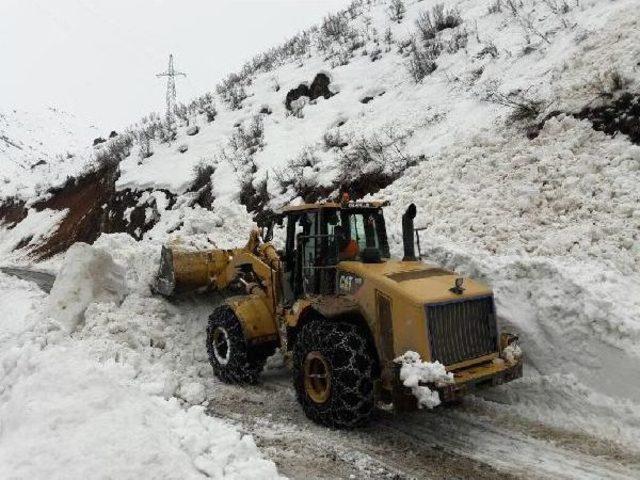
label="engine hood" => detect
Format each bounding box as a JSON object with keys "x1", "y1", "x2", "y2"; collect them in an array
[{"x1": 338, "y1": 260, "x2": 493, "y2": 305}]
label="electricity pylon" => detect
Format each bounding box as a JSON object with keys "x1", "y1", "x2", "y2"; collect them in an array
[{"x1": 156, "y1": 54, "x2": 186, "y2": 124}]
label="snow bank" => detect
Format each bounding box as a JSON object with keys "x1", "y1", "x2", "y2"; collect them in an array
[
  {"x1": 48, "y1": 242, "x2": 126, "y2": 333},
  {"x1": 0, "y1": 345, "x2": 278, "y2": 480},
  {"x1": 0, "y1": 255, "x2": 282, "y2": 479},
  {"x1": 395, "y1": 351, "x2": 454, "y2": 409}
]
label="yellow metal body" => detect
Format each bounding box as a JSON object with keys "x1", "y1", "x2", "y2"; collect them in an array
[
  {"x1": 226, "y1": 294, "x2": 278, "y2": 344},
  {"x1": 156, "y1": 230, "x2": 281, "y2": 343},
  {"x1": 168, "y1": 248, "x2": 231, "y2": 292}
]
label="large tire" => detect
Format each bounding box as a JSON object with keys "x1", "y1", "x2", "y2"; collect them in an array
[
  {"x1": 293, "y1": 321, "x2": 376, "y2": 428},
  {"x1": 206, "y1": 305, "x2": 270, "y2": 384}
]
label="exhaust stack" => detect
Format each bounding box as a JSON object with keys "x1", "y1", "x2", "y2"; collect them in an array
[{"x1": 402, "y1": 203, "x2": 417, "y2": 261}]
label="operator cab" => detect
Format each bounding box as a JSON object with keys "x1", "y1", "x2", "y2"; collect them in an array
[{"x1": 278, "y1": 201, "x2": 390, "y2": 300}]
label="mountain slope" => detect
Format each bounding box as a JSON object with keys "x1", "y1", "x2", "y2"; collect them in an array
[{"x1": 0, "y1": 106, "x2": 101, "y2": 199}]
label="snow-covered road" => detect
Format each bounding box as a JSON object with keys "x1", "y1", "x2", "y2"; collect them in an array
[
  {"x1": 2, "y1": 265, "x2": 638, "y2": 480},
  {"x1": 0, "y1": 267, "x2": 55, "y2": 293},
  {"x1": 207, "y1": 367, "x2": 640, "y2": 479},
  {"x1": 196, "y1": 305, "x2": 640, "y2": 480}
]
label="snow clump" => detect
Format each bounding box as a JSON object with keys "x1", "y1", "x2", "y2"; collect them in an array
[
  {"x1": 502, "y1": 343, "x2": 522, "y2": 364},
  {"x1": 395, "y1": 351, "x2": 454, "y2": 409},
  {"x1": 48, "y1": 242, "x2": 126, "y2": 333}
]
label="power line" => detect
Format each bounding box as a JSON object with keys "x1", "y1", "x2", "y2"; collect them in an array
[{"x1": 156, "y1": 54, "x2": 186, "y2": 125}]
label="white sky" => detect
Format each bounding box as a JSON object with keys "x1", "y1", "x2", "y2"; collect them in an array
[{"x1": 0, "y1": 0, "x2": 351, "y2": 132}]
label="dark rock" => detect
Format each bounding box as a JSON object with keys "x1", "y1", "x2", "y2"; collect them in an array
[{"x1": 285, "y1": 73, "x2": 335, "y2": 112}]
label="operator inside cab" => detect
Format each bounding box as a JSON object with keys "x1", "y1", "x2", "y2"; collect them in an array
[{"x1": 334, "y1": 225, "x2": 359, "y2": 260}]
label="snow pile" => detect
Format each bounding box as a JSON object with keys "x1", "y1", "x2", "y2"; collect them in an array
[
  {"x1": 179, "y1": 382, "x2": 207, "y2": 405},
  {"x1": 379, "y1": 115, "x2": 640, "y2": 275},
  {"x1": 92, "y1": 233, "x2": 162, "y2": 294},
  {"x1": 0, "y1": 344, "x2": 278, "y2": 479},
  {"x1": 48, "y1": 242, "x2": 126, "y2": 333},
  {"x1": 144, "y1": 198, "x2": 255, "y2": 250},
  {"x1": 0, "y1": 250, "x2": 282, "y2": 478},
  {"x1": 395, "y1": 351, "x2": 454, "y2": 409}
]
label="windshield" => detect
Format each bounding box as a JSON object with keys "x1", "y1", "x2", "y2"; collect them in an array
[{"x1": 323, "y1": 208, "x2": 389, "y2": 261}]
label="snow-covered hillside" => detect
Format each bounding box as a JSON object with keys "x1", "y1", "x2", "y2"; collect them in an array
[
  {"x1": 0, "y1": 107, "x2": 101, "y2": 199},
  {"x1": 1, "y1": 0, "x2": 640, "y2": 477}
]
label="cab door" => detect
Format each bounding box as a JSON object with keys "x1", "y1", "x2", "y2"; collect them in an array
[{"x1": 283, "y1": 210, "x2": 318, "y2": 299}]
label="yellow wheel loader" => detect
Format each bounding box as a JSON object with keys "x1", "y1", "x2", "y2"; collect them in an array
[{"x1": 154, "y1": 201, "x2": 522, "y2": 428}]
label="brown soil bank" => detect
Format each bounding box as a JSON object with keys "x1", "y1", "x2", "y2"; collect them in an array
[
  {"x1": 28, "y1": 167, "x2": 119, "y2": 258},
  {"x1": 1, "y1": 166, "x2": 176, "y2": 260}
]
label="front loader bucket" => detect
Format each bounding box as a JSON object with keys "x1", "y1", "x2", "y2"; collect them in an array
[{"x1": 153, "y1": 245, "x2": 231, "y2": 296}]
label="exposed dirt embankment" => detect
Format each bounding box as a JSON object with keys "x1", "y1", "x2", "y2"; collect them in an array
[
  {"x1": 0, "y1": 167, "x2": 176, "y2": 260},
  {"x1": 29, "y1": 167, "x2": 119, "y2": 258},
  {"x1": 0, "y1": 199, "x2": 28, "y2": 229}
]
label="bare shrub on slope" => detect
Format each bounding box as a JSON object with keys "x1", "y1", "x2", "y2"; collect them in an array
[
  {"x1": 447, "y1": 29, "x2": 469, "y2": 54},
  {"x1": 240, "y1": 175, "x2": 270, "y2": 214},
  {"x1": 317, "y1": 12, "x2": 364, "y2": 67},
  {"x1": 319, "y1": 12, "x2": 353, "y2": 43},
  {"x1": 218, "y1": 116, "x2": 264, "y2": 175},
  {"x1": 409, "y1": 4, "x2": 465, "y2": 81},
  {"x1": 217, "y1": 115, "x2": 267, "y2": 210},
  {"x1": 95, "y1": 133, "x2": 134, "y2": 170},
  {"x1": 387, "y1": 0, "x2": 406, "y2": 24},
  {"x1": 137, "y1": 131, "x2": 153, "y2": 162},
  {"x1": 188, "y1": 93, "x2": 217, "y2": 123},
  {"x1": 432, "y1": 4, "x2": 462, "y2": 31},
  {"x1": 274, "y1": 148, "x2": 331, "y2": 202},
  {"x1": 505, "y1": 0, "x2": 552, "y2": 44},
  {"x1": 406, "y1": 39, "x2": 441, "y2": 82},
  {"x1": 189, "y1": 161, "x2": 216, "y2": 208},
  {"x1": 416, "y1": 4, "x2": 462, "y2": 42},
  {"x1": 487, "y1": 0, "x2": 503, "y2": 14},
  {"x1": 336, "y1": 130, "x2": 422, "y2": 198},
  {"x1": 322, "y1": 128, "x2": 349, "y2": 150},
  {"x1": 483, "y1": 82, "x2": 547, "y2": 122},
  {"x1": 216, "y1": 74, "x2": 248, "y2": 110}
]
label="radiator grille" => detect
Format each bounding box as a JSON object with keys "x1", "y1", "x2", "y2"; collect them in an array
[{"x1": 426, "y1": 296, "x2": 497, "y2": 366}]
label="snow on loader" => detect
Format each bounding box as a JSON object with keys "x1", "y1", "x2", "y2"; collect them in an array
[{"x1": 154, "y1": 200, "x2": 523, "y2": 428}]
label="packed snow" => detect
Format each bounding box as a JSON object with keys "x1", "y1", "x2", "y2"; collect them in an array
[{"x1": 0, "y1": 243, "x2": 281, "y2": 479}]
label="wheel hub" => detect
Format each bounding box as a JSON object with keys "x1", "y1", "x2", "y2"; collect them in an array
[
  {"x1": 212, "y1": 327, "x2": 231, "y2": 365},
  {"x1": 303, "y1": 351, "x2": 331, "y2": 404}
]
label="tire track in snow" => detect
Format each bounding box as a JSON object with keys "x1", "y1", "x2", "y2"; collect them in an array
[
  {"x1": 377, "y1": 409, "x2": 640, "y2": 480},
  {"x1": 208, "y1": 367, "x2": 639, "y2": 480}
]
